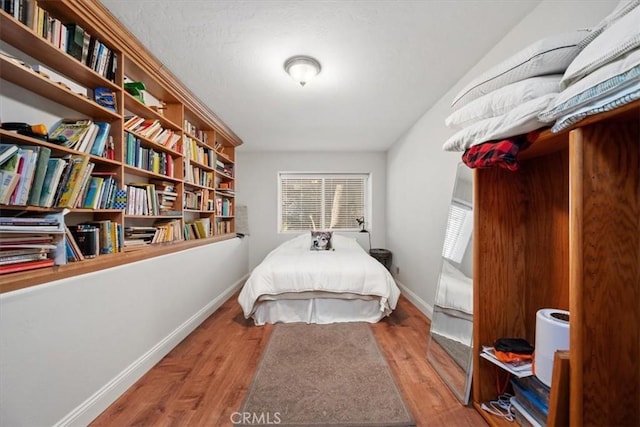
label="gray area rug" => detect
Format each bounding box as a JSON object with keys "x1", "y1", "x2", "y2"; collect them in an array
[{"x1": 236, "y1": 322, "x2": 415, "y2": 427}]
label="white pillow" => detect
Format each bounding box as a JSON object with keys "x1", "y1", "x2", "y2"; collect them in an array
[
  {"x1": 540, "y1": 48, "x2": 640, "y2": 122},
  {"x1": 577, "y1": 0, "x2": 639, "y2": 49},
  {"x1": 561, "y1": 6, "x2": 640, "y2": 88},
  {"x1": 446, "y1": 75, "x2": 562, "y2": 130},
  {"x1": 443, "y1": 93, "x2": 557, "y2": 152},
  {"x1": 551, "y1": 80, "x2": 640, "y2": 132},
  {"x1": 451, "y1": 30, "x2": 589, "y2": 110}
]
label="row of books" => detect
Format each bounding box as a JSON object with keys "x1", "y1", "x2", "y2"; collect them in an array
[
  {"x1": 183, "y1": 119, "x2": 207, "y2": 143},
  {"x1": 152, "y1": 219, "x2": 183, "y2": 243},
  {"x1": 184, "y1": 164, "x2": 214, "y2": 188},
  {"x1": 184, "y1": 218, "x2": 211, "y2": 240},
  {"x1": 80, "y1": 174, "x2": 124, "y2": 210},
  {"x1": 26, "y1": 3, "x2": 118, "y2": 82},
  {"x1": 123, "y1": 220, "x2": 183, "y2": 250},
  {"x1": 215, "y1": 219, "x2": 233, "y2": 235},
  {"x1": 125, "y1": 134, "x2": 176, "y2": 177},
  {"x1": 2, "y1": 0, "x2": 35, "y2": 28},
  {"x1": 2, "y1": 0, "x2": 117, "y2": 82},
  {"x1": 184, "y1": 136, "x2": 216, "y2": 167},
  {"x1": 184, "y1": 188, "x2": 214, "y2": 211},
  {"x1": 67, "y1": 221, "x2": 123, "y2": 260},
  {"x1": 124, "y1": 116, "x2": 181, "y2": 151},
  {"x1": 125, "y1": 182, "x2": 180, "y2": 217},
  {"x1": 216, "y1": 198, "x2": 233, "y2": 217},
  {"x1": 0, "y1": 146, "x2": 122, "y2": 210},
  {"x1": 49, "y1": 119, "x2": 112, "y2": 156}
]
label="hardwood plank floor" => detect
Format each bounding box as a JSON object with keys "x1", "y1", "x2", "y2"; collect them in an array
[{"x1": 91, "y1": 294, "x2": 485, "y2": 426}]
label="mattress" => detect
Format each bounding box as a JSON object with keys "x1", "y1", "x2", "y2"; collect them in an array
[{"x1": 238, "y1": 233, "x2": 401, "y2": 324}]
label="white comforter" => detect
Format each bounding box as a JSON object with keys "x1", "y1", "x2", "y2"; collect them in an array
[{"x1": 238, "y1": 233, "x2": 400, "y2": 319}]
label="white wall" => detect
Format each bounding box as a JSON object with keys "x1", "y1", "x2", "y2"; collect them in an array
[
  {"x1": 0, "y1": 238, "x2": 249, "y2": 426},
  {"x1": 386, "y1": 0, "x2": 618, "y2": 315},
  {"x1": 236, "y1": 151, "x2": 386, "y2": 269}
]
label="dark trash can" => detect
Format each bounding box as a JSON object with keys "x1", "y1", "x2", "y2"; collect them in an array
[{"x1": 369, "y1": 248, "x2": 392, "y2": 271}]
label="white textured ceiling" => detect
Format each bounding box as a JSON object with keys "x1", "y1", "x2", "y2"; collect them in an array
[{"x1": 99, "y1": 0, "x2": 540, "y2": 151}]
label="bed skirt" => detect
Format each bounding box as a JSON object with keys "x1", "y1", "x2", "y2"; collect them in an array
[{"x1": 251, "y1": 297, "x2": 390, "y2": 325}]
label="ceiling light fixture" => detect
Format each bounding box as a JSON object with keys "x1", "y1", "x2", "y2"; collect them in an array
[{"x1": 284, "y1": 55, "x2": 321, "y2": 87}]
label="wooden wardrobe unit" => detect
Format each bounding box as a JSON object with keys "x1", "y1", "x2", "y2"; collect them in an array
[{"x1": 472, "y1": 100, "x2": 639, "y2": 426}]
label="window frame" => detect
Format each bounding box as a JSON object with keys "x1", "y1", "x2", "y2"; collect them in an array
[{"x1": 277, "y1": 171, "x2": 372, "y2": 234}]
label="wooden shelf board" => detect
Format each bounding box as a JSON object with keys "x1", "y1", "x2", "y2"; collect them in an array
[
  {"x1": 0, "y1": 11, "x2": 120, "y2": 92},
  {"x1": 183, "y1": 209, "x2": 215, "y2": 214},
  {"x1": 472, "y1": 402, "x2": 514, "y2": 427},
  {"x1": 216, "y1": 150, "x2": 234, "y2": 164},
  {"x1": 519, "y1": 99, "x2": 640, "y2": 160},
  {"x1": 0, "y1": 56, "x2": 121, "y2": 120},
  {"x1": 183, "y1": 107, "x2": 214, "y2": 132},
  {"x1": 183, "y1": 181, "x2": 215, "y2": 191},
  {"x1": 122, "y1": 56, "x2": 180, "y2": 103},
  {"x1": 189, "y1": 158, "x2": 216, "y2": 172},
  {"x1": 123, "y1": 92, "x2": 181, "y2": 130},
  {"x1": 214, "y1": 170, "x2": 234, "y2": 180},
  {"x1": 125, "y1": 129, "x2": 183, "y2": 157},
  {"x1": 124, "y1": 215, "x2": 183, "y2": 219},
  {"x1": 0, "y1": 130, "x2": 121, "y2": 166},
  {"x1": 70, "y1": 208, "x2": 122, "y2": 214},
  {"x1": 123, "y1": 165, "x2": 180, "y2": 181},
  {"x1": 215, "y1": 192, "x2": 235, "y2": 198},
  {"x1": 0, "y1": 2, "x2": 243, "y2": 296},
  {"x1": 0, "y1": 234, "x2": 237, "y2": 294},
  {"x1": 184, "y1": 133, "x2": 210, "y2": 147}
]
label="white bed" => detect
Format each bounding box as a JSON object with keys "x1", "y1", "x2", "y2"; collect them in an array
[{"x1": 238, "y1": 233, "x2": 401, "y2": 325}]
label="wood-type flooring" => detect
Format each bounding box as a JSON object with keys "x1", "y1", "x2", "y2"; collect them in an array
[{"x1": 91, "y1": 294, "x2": 486, "y2": 426}]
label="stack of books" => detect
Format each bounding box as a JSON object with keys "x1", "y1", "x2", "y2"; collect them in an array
[
  {"x1": 149, "y1": 180, "x2": 179, "y2": 215},
  {"x1": 0, "y1": 214, "x2": 64, "y2": 274},
  {"x1": 123, "y1": 226, "x2": 156, "y2": 250},
  {"x1": 510, "y1": 376, "x2": 550, "y2": 427},
  {"x1": 184, "y1": 218, "x2": 211, "y2": 240}
]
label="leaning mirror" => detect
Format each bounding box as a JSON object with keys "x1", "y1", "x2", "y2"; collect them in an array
[{"x1": 426, "y1": 163, "x2": 474, "y2": 404}]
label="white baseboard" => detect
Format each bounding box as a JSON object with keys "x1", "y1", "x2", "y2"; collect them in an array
[
  {"x1": 55, "y1": 274, "x2": 249, "y2": 427},
  {"x1": 395, "y1": 279, "x2": 433, "y2": 320}
]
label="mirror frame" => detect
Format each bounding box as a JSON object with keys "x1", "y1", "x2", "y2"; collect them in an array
[{"x1": 426, "y1": 163, "x2": 474, "y2": 404}]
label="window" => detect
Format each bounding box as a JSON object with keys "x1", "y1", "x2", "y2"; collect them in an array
[
  {"x1": 442, "y1": 201, "x2": 473, "y2": 264},
  {"x1": 278, "y1": 173, "x2": 370, "y2": 232}
]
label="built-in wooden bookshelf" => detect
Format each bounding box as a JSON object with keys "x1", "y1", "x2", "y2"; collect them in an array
[
  {"x1": 0, "y1": 0, "x2": 241, "y2": 293},
  {"x1": 472, "y1": 100, "x2": 639, "y2": 426}
]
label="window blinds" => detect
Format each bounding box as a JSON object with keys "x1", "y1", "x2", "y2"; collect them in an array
[
  {"x1": 279, "y1": 173, "x2": 368, "y2": 231},
  {"x1": 442, "y1": 202, "x2": 473, "y2": 263}
]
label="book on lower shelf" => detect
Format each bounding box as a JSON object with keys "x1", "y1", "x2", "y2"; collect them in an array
[
  {"x1": 0, "y1": 211, "x2": 67, "y2": 272},
  {"x1": 0, "y1": 258, "x2": 55, "y2": 274},
  {"x1": 510, "y1": 376, "x2": 550, "y2": 427},
  {"x1": 480, "y1": 346, "x2": 533, "y2": 378}
]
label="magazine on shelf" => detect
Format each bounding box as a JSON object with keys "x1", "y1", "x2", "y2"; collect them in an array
[{"x1": 480, "y1": 346, "x2": 532, "y2": 378}]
